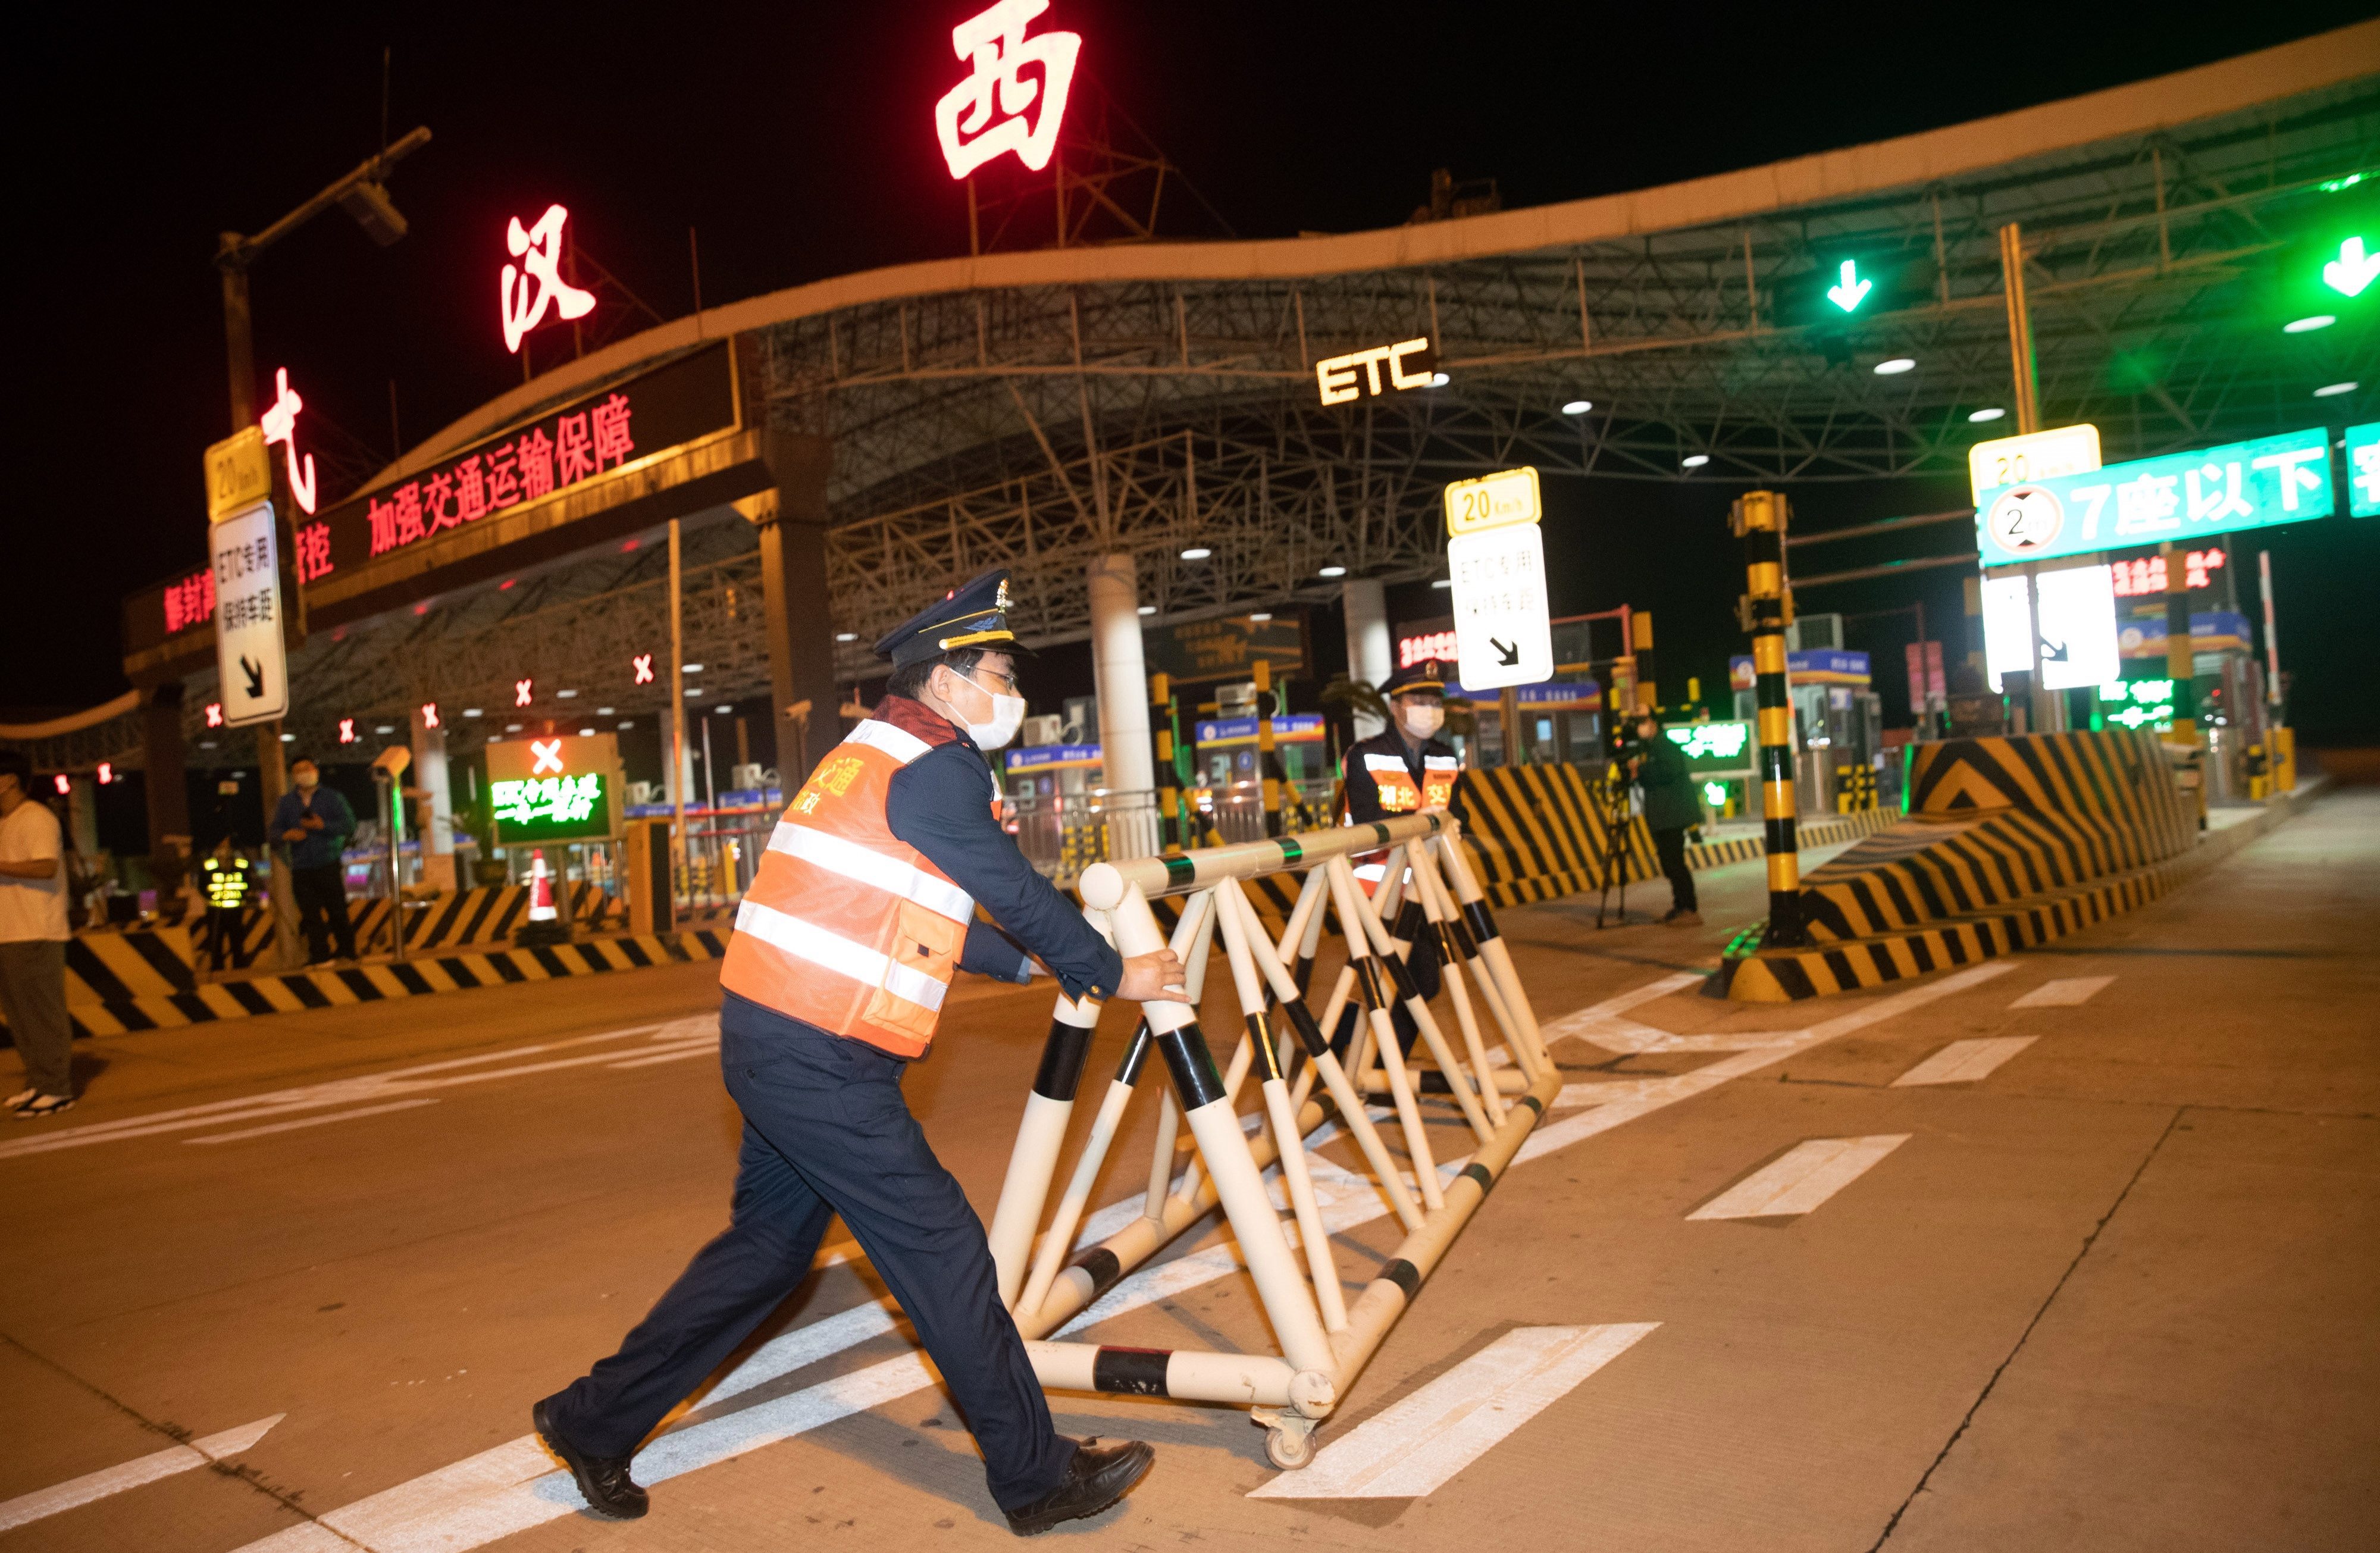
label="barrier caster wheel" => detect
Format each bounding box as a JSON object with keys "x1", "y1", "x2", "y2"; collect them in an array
[{"x1": 1264, "y1": 1425, "x2": 1314, "y2": 1470}]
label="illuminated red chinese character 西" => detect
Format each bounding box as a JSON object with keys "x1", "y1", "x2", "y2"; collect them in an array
[
  {"x1": 934, "y1": 0, "x2": 1081, "y2": 180},
  {"x1": 500, "y1": 205, "x2": 597, "y2": 353},
  {"x1": 258, "y1": 367, "x2": 318, "y2": 514}
]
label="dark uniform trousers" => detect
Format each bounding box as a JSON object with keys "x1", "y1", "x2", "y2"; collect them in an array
[
  {"x1": 1327, "y1": 909, "x2": 1440, "y2": 1059},
  {"x1": 539, "y1": 990, "x2": 1076, "y2": 1512}
]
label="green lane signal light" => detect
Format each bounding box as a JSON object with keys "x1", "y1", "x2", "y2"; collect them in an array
[
  {"x1": 1825, "y1": 259, "x2": 1873, "y2": 313},
  {"x1": 2321, "y1": 235, "x2": 2378, "y2": 299},
  {"x1": 2318, "y1": 171, "x2": 2364, "y2": 193}
]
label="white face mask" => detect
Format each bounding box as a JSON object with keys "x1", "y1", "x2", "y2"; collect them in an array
[
  {"x1": 946, "y1": 668, "x2": 1027, "y2": 751},
  {"x1": 1399, "y1": 703, "x2": 1445, "y2": 740}
]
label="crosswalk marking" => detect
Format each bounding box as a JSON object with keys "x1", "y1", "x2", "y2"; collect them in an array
[
  {"x1": 0, "y1": 1415, "x2": 283, "y2": 1533},
  {"x1": 2011, "y1": 975, "x2": 2115, "y2": 1008},
  {"x1": 185, "y1": 1099, "x2": 440, "y2": 1145},
  {"x1": 1247, "y1": 1325, "x2": 1658, "y2": 1498},
  {"x1": 1892, "y1": 1036, "x2": 2037, "y2": 1088},
  {"x1": 1687, "y1": 1135, "x2": 1911, "y2": 1220}
]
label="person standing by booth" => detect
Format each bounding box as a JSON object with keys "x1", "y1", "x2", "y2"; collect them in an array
[
  {"x1": 0, "y1": 751, "x2": 75, "y2": 1119},
  {"x1": 533, "y1": 570, "x2": 1180, "y2": 1536},
  {"x1": 1631, "y1": 711, "x2": 1702, "y2": 926},
  {"x1": 270, "y1": 757, "x2": 358, "y2": 965},
  {"x1": 1337, "y1": 660, "x2": 1468, "y2": 1053}
]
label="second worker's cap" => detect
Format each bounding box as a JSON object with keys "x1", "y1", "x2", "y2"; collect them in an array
[
  {"x1": 1382, "y1": 659, "x2": 1452, "y2": 697},
  {"x1": 873, "y1": 568, "x2": 1035, "y2": 668}
]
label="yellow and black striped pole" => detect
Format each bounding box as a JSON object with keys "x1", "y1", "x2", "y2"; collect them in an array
[
  {"x1": 1151, "y1": 673, "x2": 1181, "y2": 852},
  {"x1": 1731, "y1": 490, "x2": 1808, "y2": 946}
]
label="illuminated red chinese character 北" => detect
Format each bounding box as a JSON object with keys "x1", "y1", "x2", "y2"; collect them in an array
[
  {"x1": 934, "y1": 0, "x2": 1081, "y2": 180},
  {"x1": 500, "y1": 205, "x2": 597, "y2": 353},
  {"x1": 631, "y1": 652, "x2": 655, "y2": 685},
  {"x1": 515, "y1": 678, "x2": 534, "y2": 707},
  {"x1": 258, "y1": 367, "x2": 318, "y2": 514}
]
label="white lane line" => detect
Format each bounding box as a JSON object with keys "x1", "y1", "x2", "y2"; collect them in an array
[
  {"x1": 1247, "y1": 1325, "x2": 1658, "y2": 1498},
  {"x1": 0, "y1": 1414, "x2": 283, "y2": 1533},
  {"x1": 2011, "y1": 975, "x2": 2115, "y2": 1008},
  {"x1": 229, "y1": 960, "x2": 2014, "y2": 1550},
  {"x1": 1687, "y1": 1135, "x2": 1911, "y2": 1220},
  {"x1": 1892, "y1": 1036, "x2": 2037, "y2": 1088},
  {"x1": 607, "y1": 1044, "x2": 719, "y2": 1070},
  {"x1": 184, "y1": 1100, "x2": 441, "y2": 1145}
]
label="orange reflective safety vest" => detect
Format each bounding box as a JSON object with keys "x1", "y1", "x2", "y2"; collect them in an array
[
  {"x1": 719, "y1": 698, "x2": 980, "y2": 1059},
  {"x1": 1358, "y1": 750, "x2": 1460, "y2": 815}
]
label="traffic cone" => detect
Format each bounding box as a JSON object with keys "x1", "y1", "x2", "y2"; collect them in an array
[{"x1": 516, "y1": 848, "x2": 571, "y2": 945}]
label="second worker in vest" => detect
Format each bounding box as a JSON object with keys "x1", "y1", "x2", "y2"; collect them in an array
[
  {"x1": 533, "y1": 571, "x2": 1185, "y2": 1536},
  {"x1": 1336, "y1": 660, "x2": 1467, "y2": 1059}
]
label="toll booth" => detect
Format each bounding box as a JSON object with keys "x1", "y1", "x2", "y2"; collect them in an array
[
  {"x1": 2106, "y1": 597, "x2": 2269, "y2": 801},
  {"x1": 1458, "y1": 679, "x2": 1605, "y2": 767},
  {"x1": 1004, "y1": 741, "x2": 1104, "y2": 875},
  {"x1": 1194, "y1": 712, "x2": 1326, "y2": 840},
  {"x1": 1730, "y1": 640, "x2": 1881, "y2": 815}
]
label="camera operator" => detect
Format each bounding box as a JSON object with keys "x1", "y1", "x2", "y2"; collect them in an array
[{"x1": 1626, "y1": 711, "x2": 1701, "y2": 926}]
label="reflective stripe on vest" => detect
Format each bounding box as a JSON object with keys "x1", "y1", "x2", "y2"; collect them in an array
[{"x1": 718, "y1": 704, "x2": 976, "y2": 1058}]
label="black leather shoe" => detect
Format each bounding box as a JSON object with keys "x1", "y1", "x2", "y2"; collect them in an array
[
  {"x1": 532, "y1": 1398, "x2": 648, "y2": 1519},
  {"x1": 1004, "y1": 1438, "x2": 1154, "y2": 1536}
]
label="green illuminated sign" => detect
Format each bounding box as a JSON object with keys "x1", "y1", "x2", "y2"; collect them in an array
[
  {"x1": 2096, "y1": 678, "x2": 2176, "y2": 731},
  {"x1": 490, "y1": 772, "x2": 613, "y2": 844},
  {"x1": 1702, "y1": 780, "x2": 1730, "y2": 807},
  {"x1": 1825, "y1": 259, "x2": 1872, "y2": 313},
  {"x1": 2348, "y1": 422, "x2": 2380, "y2": 519},
  {"x1": 1976, "y1": 425, "x2": 2335, "y2": 567},
  {"x1": 2322, "y1": 236, "x2": 2379, "y2": 299},
  {"x1": 1665, "y1": 720, "x2": 1754, "y2": 771}
]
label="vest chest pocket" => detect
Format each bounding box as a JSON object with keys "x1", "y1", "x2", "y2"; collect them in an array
[{"x1": 865, "y1": 898, "x2": 963, "y2": 1041}]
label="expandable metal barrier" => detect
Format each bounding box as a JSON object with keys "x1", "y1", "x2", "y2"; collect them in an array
[{"x1": 984, "y1": 813, "x2": 1554, "y2": 1469}]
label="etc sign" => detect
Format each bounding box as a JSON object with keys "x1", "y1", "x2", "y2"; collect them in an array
[
  {"x1": 935, "y1": 0, "x2": 1081, "y2": 179},
  {"x1": 1316, "y1": 338, "x2": 1436, "y2": 406}
]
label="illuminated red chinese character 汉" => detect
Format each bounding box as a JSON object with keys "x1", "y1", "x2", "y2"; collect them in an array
[
  {"x1": 500, "y1": 205, "x2": 597, "y2": 354},
  {"x1": 934, "y1": 0, "x2": 1082, "y2": 180}
]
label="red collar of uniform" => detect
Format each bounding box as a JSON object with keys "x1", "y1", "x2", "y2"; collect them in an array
[{"x1": 875, "y1": 694, "x2": 969, "y2": 749}]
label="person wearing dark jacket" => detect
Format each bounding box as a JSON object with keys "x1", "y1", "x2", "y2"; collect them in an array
[
  {"x1": 1631, "y1": 712, "x2": 1703, "y2": 925},
  {"x1": 269, "y1": 759, "x2": 358, "y2": 964}
]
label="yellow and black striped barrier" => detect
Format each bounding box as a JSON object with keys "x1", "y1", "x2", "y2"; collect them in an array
[{"x1": 1717, "y1": 728, "x2": 2211, "y2": 1001}]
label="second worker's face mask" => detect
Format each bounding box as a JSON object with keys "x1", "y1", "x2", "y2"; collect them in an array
[
  {"x1": 946, "y1": 665, "x2": 1027, "y2": 751},
  {"x1": 1398, "y1": 699, "x2": 1445, "y2": 739}
]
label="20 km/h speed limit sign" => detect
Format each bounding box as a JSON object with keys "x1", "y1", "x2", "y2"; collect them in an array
[{"x1": 1448, "y1": 522, "x2": 1552, "y2": 690}]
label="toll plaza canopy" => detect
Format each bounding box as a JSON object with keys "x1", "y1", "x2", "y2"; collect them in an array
[{"x1": 79, "y1": 22, "x2": 2378, "y2": 784}]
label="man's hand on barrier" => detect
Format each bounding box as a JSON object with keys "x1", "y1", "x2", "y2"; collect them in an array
[{"x1": 1118, "y1": 947, "x2": 1189, "y2": 1003}]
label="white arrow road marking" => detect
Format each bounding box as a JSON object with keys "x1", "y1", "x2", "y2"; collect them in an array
[
  {"x1": 1688, "y1": 1135, "x2": 1911, "y2": 1220},
  {"x1": 1247, "y1": 1325, "x2": 1659, "y2": 1498},
  {"x1": 184, "y1": 1099, "x2": 441, "y2": 1145},
  {"x1": 1892, "y1": 1037, "x2": 2037, "y2": 1088},
  {"x1": 2011, "y1": 975, "x2": 2114, "y2": 1008},
  {"x1": 227, "y1": 960, "x2": 2014, "y2": 1549},
  {"x1": 0, "y1": 1414, "x2": 283, "y2": 1533}
]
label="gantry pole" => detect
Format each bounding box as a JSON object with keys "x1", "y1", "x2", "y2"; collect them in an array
[{"x1": 1731, "y1": 490, "x2": 1807, "y2": 947}]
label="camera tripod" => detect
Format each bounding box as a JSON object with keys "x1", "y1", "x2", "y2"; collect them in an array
[{"x1": 1590, "y1": 759, "x2": 1634, "y2": 928}]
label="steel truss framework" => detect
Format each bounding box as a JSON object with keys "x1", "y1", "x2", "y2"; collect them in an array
[{"x1": 35, "y1": 72, "x2": 2378, "y2": 773}]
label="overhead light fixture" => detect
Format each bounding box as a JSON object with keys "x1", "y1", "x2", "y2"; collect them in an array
[
  {"x1": 2284, "y1": 315, "x2": 2337, "y2": 334},
  {"x1": 686, "y1": 687, "x2": 704, "y2": 696},
  {"x1": 715, "y1": 705, "x2": 733, "y2": 715},
  {"x1": 618, "y1": 720, "x2": 634, "y2": 729},
  {"x1": 1561, "y1": 399, "x2": 1592, "y2": 415},
  {"x1": 834, "y1": 632, "x2": 858, "y2": 642},
  {"x1": 1319, "y1": 564, "x2": 1348, "y2": 577},
  {"x1": 1180, "y1": 546, "x2": 1213, "y2": 561},
  {"x1": 682, "y1": 662, "x2": 704, "y2": 673},
  {"x1": 374, "y1": 725, "x2": 396, "y2": 735},
  {"x1": 1429, "y1": 372, "x2": 1450, "y2": 387},
  {"x1": 556, "y1": 688, "x2": 578, "y2": 699},
  {"x1": 280, "y1": 732, "x2": 295, "y2": 742},
  {"x1": 2314, "y1": 381, "x2": 2359, "y2": 397},
  {"x1": 597, "y1": 706, "x2": 615, "y2": 715},
  {"x1": 1681, "y1": 454, "x2": 1711, "y2": 468},
  {"x1": 462, "y1": 708, "x2": 483, "y2": 718},
  {"x1": 1968, "y1": 406, "x2": 2006, "y2": 423},
  {"x1": 1248, "y1": 612, "x2": 1273, "y2": 622},
  {"x1": 1873, "y1": 358, "x2": 1916, "y2": 375},
  {"x1": 1137, "y1": 605, "x2": 1157, "y2": 616},
  {"x1": 1432, "y1": 578, "x2": 1453, "y2": 589},
  {"x1": 505, "y1": 723, "x2": 524, "y2": 732},
  {"x1": 579, "y1": 727, "x2": 596, "y2": 737}
]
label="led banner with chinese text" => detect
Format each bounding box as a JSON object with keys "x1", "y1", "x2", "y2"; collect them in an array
[
  {"x1": 1664, "y1": 720, "x2": 1755, "y2": 773},
  {"x1": 1142, "y1": 614, "x2": 1308, "y2": 685},
  {"x1": 1975, "y1": 426, "x2": 2335, "y2": 567},
  {"x1": 296, "y1": 343, "x2": 736, "y2": 585},
  {"x1": 484, "y1": 733, "x2": 624, "y2": 845}
]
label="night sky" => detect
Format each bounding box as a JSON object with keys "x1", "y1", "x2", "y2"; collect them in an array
[{"x1": 12, "y1": 2, "x2": 2376, "y2": 741}]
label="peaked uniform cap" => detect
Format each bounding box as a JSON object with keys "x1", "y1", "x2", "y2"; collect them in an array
[
  {"x1": 873, "y1": 568, "x2": 1035, "y2": 668},
  {"x1": 1382, "y1": 660, "x2": 1452, "y2": 697}
]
